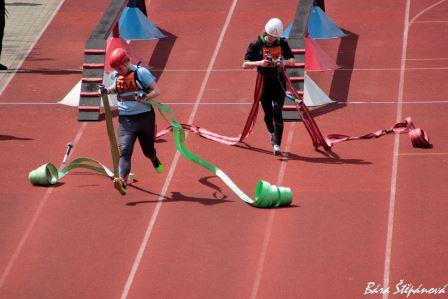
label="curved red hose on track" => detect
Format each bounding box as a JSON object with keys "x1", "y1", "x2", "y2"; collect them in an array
[{"x1": 156, "y1": 72, "x2": 264, "y2": 145}]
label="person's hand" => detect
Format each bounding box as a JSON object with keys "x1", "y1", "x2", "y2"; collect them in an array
[
  {"x1": 135, "y1": 92, "x2": 147, "y2": 103},
  {"x1": 98, "y1": 84, "x2": 108, "y2": 95},
  {"x1": 136, "y1": 96, "x2": 146, "y2": 103},
  {"x1": 274, "y1": 57, "x2": 285, "y2": 67},
  {"x1": 259, "y1": 59, "x2": 272, "y2": 67}
]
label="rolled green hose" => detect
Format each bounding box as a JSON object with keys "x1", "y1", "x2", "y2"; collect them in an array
[
  {"x1": 148, "y1": 100, "x2": 292, "y2": 208},
  {"x1": 28, "y1": 157, "x2": 114, "y2": 186}
]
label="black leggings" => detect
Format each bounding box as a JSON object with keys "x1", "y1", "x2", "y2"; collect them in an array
[
  {"x1": 260, "y1": 75, "x2": 286, "y2": 146},
  {"x1": 118, "y1": 110, "x2": 156, "y2": 179}
]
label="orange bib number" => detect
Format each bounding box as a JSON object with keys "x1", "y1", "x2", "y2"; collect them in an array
[
  {"x1": 116, "y1": 72, "x2": 139, "y2": 94},
  {"x1": 262, "y1": 45, "x2": 282, "y2": 60}
]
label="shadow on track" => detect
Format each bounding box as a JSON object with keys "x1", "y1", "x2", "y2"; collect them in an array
[
  {"x1": 235, "y1": 142, "x2": 371, "y2": 165},
  {"x1": 126, "y1": 176, "x2": 232, "y2": 206},
  {"x1": 309, "y1": 29, "x2": 359, "y2": 118},
  {"x1": 0, "y1": 134, "x2": 33, "y2": 140}
]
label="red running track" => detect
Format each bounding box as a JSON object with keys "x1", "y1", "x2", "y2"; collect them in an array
[{"x1": 0, "y1": 0, "x2": 447, "y2": 298}]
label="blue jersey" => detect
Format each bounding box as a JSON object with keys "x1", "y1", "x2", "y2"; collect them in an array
[{"x1": 113, "y1": 65, "x2": 156, "y2": 115}]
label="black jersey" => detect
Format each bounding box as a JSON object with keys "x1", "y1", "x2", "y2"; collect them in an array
[{"x1": 244, "y1": 35, "x2": 294, "y2": 76}]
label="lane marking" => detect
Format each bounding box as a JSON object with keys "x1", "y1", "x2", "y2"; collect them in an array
[
  {"x1": 383, "y1": 0, "x2": 410, "y2": 292},
  {"x1": 119, "y1": 1, "x2": 239, "y2": 298},
  {"x1": 250, "y1": 123, "x2": 296, "y2": 299},
  {"x1": 405, "y1": 58, "x2": 448, "y2": 60},
  {"x1": 2, "y1": 100, "x2": 448, "y2": 106},
  {"x1": 409, "y1": 0, "x2": 448, "y2": 24},
  {"x1": 0, "y1": 122, "x2": 87, "y2": 289},
  {"x1": 150, "y1": 68, "x2": 247, "y2": 72},
  {"x1": 382, "y1": 1, "x2": 448, "y2": 297},
  {"x1": 382, "y1": 1, "x2": 410, "y2": 297},
  {"x1": 150, "y1": 66, "x2": 448, "y2": 71},
  {"x1": 338, "y1": 67, "x2": 448, "y2": 71},
  {"x1": 344, "y1": 100, "x2": 448, "y2": 104},
  {"x1": 399, "y1": 152, "x2": 448, "y2": 156},
  {"x1": 0, "y1": 102, "x2": 62, "y2": 105},
  {"x1": 413, "y1": 20, "x2": 448, "y2": 23}
]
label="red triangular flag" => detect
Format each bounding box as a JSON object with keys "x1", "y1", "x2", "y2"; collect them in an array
[{"x1": 305, "y1": 37, "x2": 340, "y2": 71}]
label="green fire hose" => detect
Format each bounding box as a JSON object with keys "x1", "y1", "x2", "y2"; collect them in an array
[{"x1": 28, "y1": 96, "x2": 293, "y2": 208}]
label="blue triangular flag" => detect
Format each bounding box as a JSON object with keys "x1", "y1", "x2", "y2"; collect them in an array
[
  {"x1": 117, "y1": 7, "x2": 166, "y2": 40},
  {"x1": 307, "y1": 6, "x2": 347, "y2": 39},
  {"x1": 281, "y1": 23, "x2": 292, "y2": 38}
]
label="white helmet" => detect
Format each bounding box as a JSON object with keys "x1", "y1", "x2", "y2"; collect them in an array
[{"x1": 265, "y1": 18, "x2": 283, "y2": 37}]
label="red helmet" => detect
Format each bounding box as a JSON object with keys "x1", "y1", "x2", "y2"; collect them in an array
[{"x1": 109, "y1": 48, "x2": 130, "y2": 68}]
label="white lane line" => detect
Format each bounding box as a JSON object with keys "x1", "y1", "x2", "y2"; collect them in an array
[
  {"x1": 0, "y1": 0, "x2": 67, "y2": 97},
  {"x1": 338, "y1": 67, "x2": 448, "y2": 70},
  {"x1": 150, "y1": 68, "x2": 247, "y2": 72},
  {"x1": 383, "y1": 1, "x2": 410, "y2": 297},
  {"x1": 344, "y1": 100, "x2": 448, "y2": 104},
  {"x1": 0, "y1": 102, "x2": 63, "y2": 105},
  {"x1": 413, "y1": 20, "x2": 448, "y2": 23},
  {"x1": 250, "y1": 123, "x2": 296, "y2": 299},
  {"x1": 2, "y1": 100, "x2": 448, "y2": 106},
  {"x1": 405, "y1": 58, "x2": 448, "y2": 60},
  {"x1": 0, "y1": 122, "x2": 87, "y2": 289},
  {"x1": 151, "y1": 66, "x2": 448, "y2": 71},
  {"x1": 383, "y1": 1, "x2": 448, "y2": 296},
  {"x1": 119, "y1": 1, "x2": 239, "y2": 298},
  {"x1": 399, "y1": 152, "x2": 448, "y2": 156},
  {"x1": 409, "y1": 0, "x2": 448, "y2": 24}
]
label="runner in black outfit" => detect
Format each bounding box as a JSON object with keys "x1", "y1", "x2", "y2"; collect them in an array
[{"x1": 243, "y1": 18, "x2": 295, "y2": 155}]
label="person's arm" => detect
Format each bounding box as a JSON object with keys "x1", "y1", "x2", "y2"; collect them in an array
[
  {"x1": 98, "y1": 84, "x2": 115, "y2": 95},
  {"x1": 276, "y1": 39, "x2": 296, "y2": 67},
  {"x1": 137, "y1": 81, "x2": 160, "y2": 102},
  {"x1": 98, "y1": 72, "x2": 116, "y2": 95},
  {"x1": 106, "y1": 85, "x2": 115, "y2": 94},
  {"x1": 274, "y1": 57, "x2": 295, "y2": 67},
  {"x1": 242, "y1": 40, "x2": 271, "y2": 69},
  {"x1": 134, "y1": 68, "x2": 160, "y2": 102},
  {"x1": 285, "y1": 57, "x2": 296, "y2": 66},
  {"x1": 243, "y1": 59, "x2": 271, "y2": 69}
]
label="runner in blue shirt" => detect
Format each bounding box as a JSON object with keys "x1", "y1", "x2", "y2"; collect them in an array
[{"x1": 99, "y1": 48, "x2": 163, "y2": 195}]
